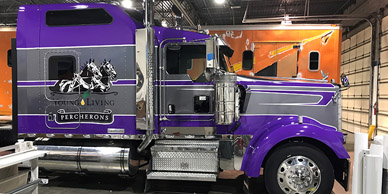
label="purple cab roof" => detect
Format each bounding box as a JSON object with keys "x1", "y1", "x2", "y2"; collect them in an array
[
  {"x1": 16, "y1": 3, "x2": 209, "y2": 48},
  {"x1": 154, "y1": 26, "x2": 209, "y2": 46}
]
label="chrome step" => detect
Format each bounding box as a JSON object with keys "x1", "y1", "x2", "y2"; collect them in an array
[
  {"x1": 147, "y1": 171, "x2": 217, "y2": 182},
  {"x1": 149, "y1": 139, "x2": 219, "y2": 181}
]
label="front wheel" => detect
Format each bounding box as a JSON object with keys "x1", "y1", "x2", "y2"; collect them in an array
[{"x1": 264, "y1": 143, "x2": 334, "y2": 194}]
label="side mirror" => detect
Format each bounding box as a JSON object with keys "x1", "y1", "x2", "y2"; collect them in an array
[
  {"x1": 7, "y1": 49, "x2": 12, "y2": 67},
  {"x1": 341, "y1": 73, "x2": 350, "y2": 87},
  {"x1": 321, "y1": 70, "x2": 329, "y2": 80},
  {"x1": 242, "y1": 50, "x2": 253, "y2": 70}
]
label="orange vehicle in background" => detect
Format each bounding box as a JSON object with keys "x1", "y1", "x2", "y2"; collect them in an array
[
  {"x1": 0, "y1": 28, "x2": 15, "y2": 116},
  {"x1": 209, "y1": 24, "x2": 342, "y2": 82}
]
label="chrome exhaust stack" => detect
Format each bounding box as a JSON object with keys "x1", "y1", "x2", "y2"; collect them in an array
[
  {"x1": 206, "y1": 36, "x2": 240, "y2": 125},
  {"x1": 138, "y1": 0, "x2": 155, "y2": 153},
  {"x1": 37, "y1": 145, "x2": 138, "y2": 175},
  {"x1": 214, "y1": 72, "x2": 239, "y2": 125}
]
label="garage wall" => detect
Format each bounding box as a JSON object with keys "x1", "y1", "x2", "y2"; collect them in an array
[
  {"x1": 378, "y1": 16, "x2": 388, "y2": 134},
  {"x1": 341, "y1": 27, "x2": 372, "y2": 133}
]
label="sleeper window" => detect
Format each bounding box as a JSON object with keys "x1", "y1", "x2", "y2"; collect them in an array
[
  {"x1": 309, "y1": 51, "x2": 320, "y2": 71},
  {"x1": 48, "y1": 56, "x2": 76, "y2": 80},
  {"x1": 46, "y1": 8, "x2": 112, "y2": 26}
]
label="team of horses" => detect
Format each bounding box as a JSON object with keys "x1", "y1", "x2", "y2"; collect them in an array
[{"x1": 58, "y1": 59, "x2": 117, "y2": 93}]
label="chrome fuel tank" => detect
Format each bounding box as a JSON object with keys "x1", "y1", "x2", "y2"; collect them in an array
[{"x1": 37, "y1": 145, "x2": 133, "y2": 174}]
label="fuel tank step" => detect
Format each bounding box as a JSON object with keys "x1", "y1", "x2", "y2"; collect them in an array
[
  {"x1": 148, "y1": 139, "x2": 219, "y2": 182},
  {"x1": 147, "y1": 171, "x2": 217, "y2": 182}
]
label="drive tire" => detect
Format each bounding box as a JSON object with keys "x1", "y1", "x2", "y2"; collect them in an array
[{"x1": 264, "y1": 143, "x2": 334, "y2": 194}]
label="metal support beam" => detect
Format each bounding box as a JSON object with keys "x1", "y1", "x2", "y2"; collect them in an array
[
  {"x1": 370, "y1": 12, "x2": 382, "y2": 136},
  {"x1": 242, "y1": 14, "x2": 368, "y2": 23},
  {"x1": 171, "y1": 0, "x2": 196, "y2": 27}
]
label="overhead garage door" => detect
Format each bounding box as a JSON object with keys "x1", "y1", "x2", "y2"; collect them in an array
[
  {"x1": 378, "y1": 16, "x2": 388, "y2": 135},
  {"x1": 341, "y1": 27, "x2": 371, "y2": 133}
]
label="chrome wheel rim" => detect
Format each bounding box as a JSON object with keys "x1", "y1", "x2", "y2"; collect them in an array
[{"x1": 277, "y1": 156, "x2": 321, "y2": 194}]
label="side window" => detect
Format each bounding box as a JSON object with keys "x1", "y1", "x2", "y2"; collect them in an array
[
  {"x1": 166, "y1": 45, "x2": 207, "y2": 81},
  {"x1": 309, "y1": 51, "x2": 320, "y2": 71},
  {"x1": 46, "y1": 8, "x2": 113, "y2": 26},
  {"x1": 242, "y1": 50, "x2": 253, "y2": 70},
  {"x1": 48, "y1": 56, "x2": 76, "y2": 81}
]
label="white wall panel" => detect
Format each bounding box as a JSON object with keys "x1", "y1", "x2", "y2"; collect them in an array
[
  {"x1": 378, "y1": 16, "x2": 388, "y2": 134},
  {"x1": 381, "y1": 34, "x2": 388, "y2": 49},
  {"x1": 381, "y1": 51, "x2": 388, "y2": 64},
  {"x1": 357, "y1": 46, "x2": 364, "y2": 58},
  {"x1": 356, "y1": 30, "x2": 365, "y2": 44},
  {"x1": 350, "y1": 49, "x2": 356, "y2": 60},
  {"x1": 365, "y1": 27, "x2": 372, "y2": 40},
  {"x1": 341, "y1": 26, "x2": 371, "y2": 133},
  {"x1": 363, "y1": 57, "x2": 371, "y2": 69},
  {"x1": 382, "y1": 17, "x2": 388, "y2": 32},
  {"x1": 351, "y1": 36, "x2": 357, "y2": 48},
  {"x1": 343, "y1": 52, "x2": 350, "y2": 62},
  {"x1": 344, "y1": 39, "x2": 350, "y2": 50}
]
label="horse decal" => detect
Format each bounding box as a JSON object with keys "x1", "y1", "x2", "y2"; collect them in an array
[{"x1": 55, "y1": 59, "x2": 117, "y2": 93}]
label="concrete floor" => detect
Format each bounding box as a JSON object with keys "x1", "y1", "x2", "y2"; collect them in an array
[{"x1": 39, "y1": 133, "x2": 356, "y2": 194}]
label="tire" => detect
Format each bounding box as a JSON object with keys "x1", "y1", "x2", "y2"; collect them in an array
[{"x1": 264, "y1": 143, "x2": 334, "y2": 194}]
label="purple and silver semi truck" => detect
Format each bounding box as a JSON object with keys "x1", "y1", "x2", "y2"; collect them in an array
[{"x1": 7, "y1": 2, "x2": 350, "y2": 193}]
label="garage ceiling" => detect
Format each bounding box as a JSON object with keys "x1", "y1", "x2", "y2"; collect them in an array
[{"x1": 0, "y1": 0, "x2": 357, "y2": 26}]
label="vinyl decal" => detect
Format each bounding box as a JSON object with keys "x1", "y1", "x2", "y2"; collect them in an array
[
  {"x1": 53, "y1": 59, "x2": 117, "y2": 93},
  {"x1": 52, "y1": 109, "x2": 113, "y2": 124},
  {"x1": 48, "y1": 59, "x2": 118, "y2": 125}
]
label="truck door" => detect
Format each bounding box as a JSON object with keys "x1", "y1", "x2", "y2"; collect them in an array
[
  {"x1": 38, "y1": 6, "x2": 84, "y2": 129},
  {"x1": 161, "y1": 44, "x2": 214, "y2": 124}
]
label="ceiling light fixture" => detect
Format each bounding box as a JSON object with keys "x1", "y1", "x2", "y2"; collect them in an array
[
  {"x1": 73, "y1": 5, "x2": 88, "y2": 9},
  {"x1": 281, "y1": 14, "x2": 292, "y2": 25},
  {"x1": 215, "y1": 0, "x2": 225, "y2": 5},
  {"x1": 121, "y1": 0, "x2": 133, "y2": 9}
]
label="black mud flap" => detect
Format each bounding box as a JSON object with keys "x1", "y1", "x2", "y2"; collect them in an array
[{"x1": 335, "y1": 159, "x2": 350, "y2": 191}]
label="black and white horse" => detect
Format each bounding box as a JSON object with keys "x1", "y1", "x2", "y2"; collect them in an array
[
  {"x1": 96, "y1": 59, "x2": 117, "y2": 92},
  {"x1": 59, "y1": 59, "x2": 105, "y2": 92}
]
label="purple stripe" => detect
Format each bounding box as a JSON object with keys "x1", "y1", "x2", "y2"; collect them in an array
[
  {"x1": 157, "y1": 115, "x2": 337, "y2": 135},
  {"x1": 155, "y1": 79, "x2": 333, "y2": 88},
  {"x1": 251, "y1": 90, "x2": 335, "y2": 94},
  {"x1": 17, "y1": 80, "x2": 135, "y2": 86},
  {"x1": 19, "y1": 114, "x2": 337, "y2": 137},
  {"x1": 112, "y1": 80, "x2": 136, "y2": 85},
  {"x1": 237, "y1": 80, "x2": 334, "y2": 88},
  {"x1": 18, "y1": 81, "x2": 56, "y2": 86},
  {"x1": 156, "y1": 80, "x2": 213, "y2": 86},
  {"x1": 18, "y1": 115, "x2": 142, "y2": 135},
  {"x1": 154, "y1": 26, "x2": 210, "y2": 46}
]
